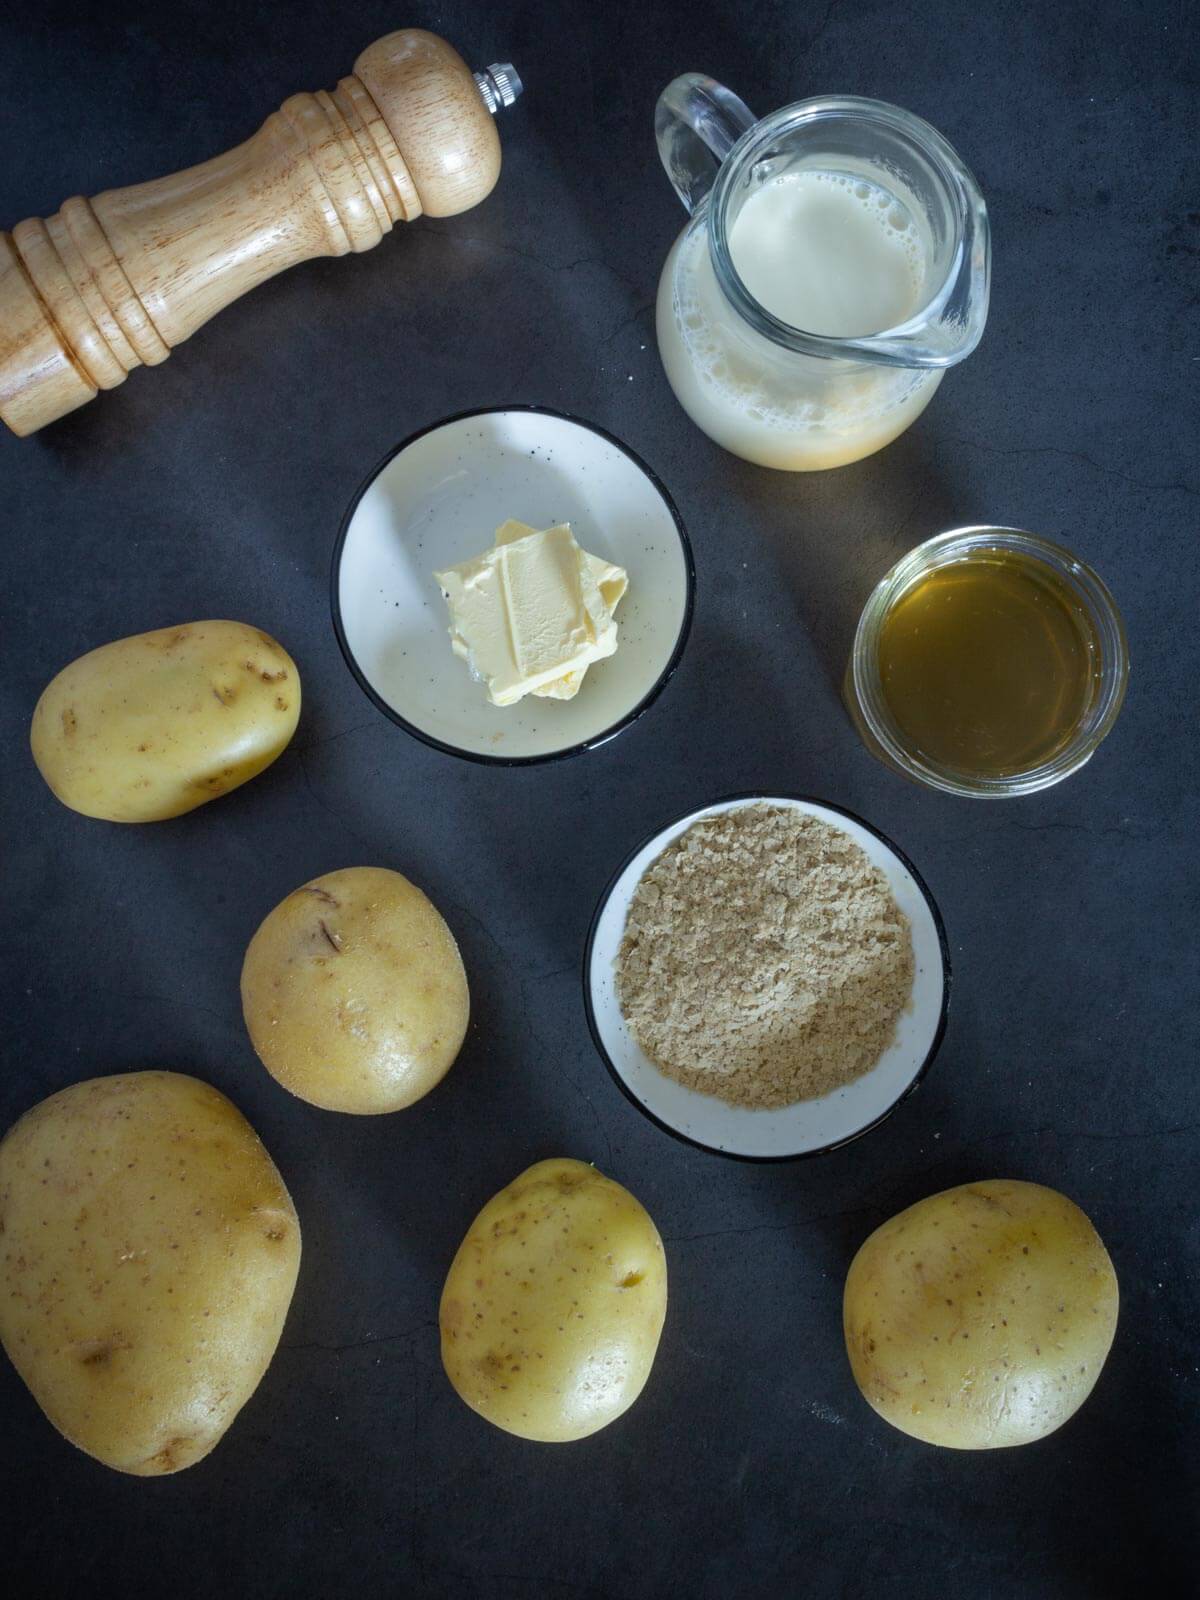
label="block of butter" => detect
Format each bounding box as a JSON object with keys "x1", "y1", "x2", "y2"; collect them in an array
[{"x1": 434, "y1": 520, "x2": 627, "y2": 707}]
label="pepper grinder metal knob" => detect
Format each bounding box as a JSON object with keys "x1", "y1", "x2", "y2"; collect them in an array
[{"x1": 474, "y1": 64, "x2": 524, "y2": 114}]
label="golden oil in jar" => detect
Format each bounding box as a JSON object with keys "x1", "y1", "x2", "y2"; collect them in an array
[{"x1": 875, "y1": 548, "x2": 1103, "y2": 779}]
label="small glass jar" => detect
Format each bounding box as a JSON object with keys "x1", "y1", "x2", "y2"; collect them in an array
[{"x1": 845, "y1": 526, "x2": 1129, "y2": 797}]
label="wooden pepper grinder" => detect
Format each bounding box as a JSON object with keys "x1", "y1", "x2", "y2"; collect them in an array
[{"x1": 0, "y1": 29, "x2": 522, "y2": 437}]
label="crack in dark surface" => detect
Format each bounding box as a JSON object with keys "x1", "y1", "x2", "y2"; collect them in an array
[
  {"x1": 294, "y1": 745, "x2": 379, "y2": 854},
  {"x1": 665, "y1": 1123, "x2": 1198, "y2": 1246},
  {"x1": 599, "y1": 300, "x2": 655, "y2": 348},
  {"x1": 444, "y1": 895, "x2": 506, "y2": 966},
  {"x1": 558, "y1": 1059, "x2": 616, "y2": 1174},
  {"x1": 940, "y1": 433, "x2": 1197, "y2": 498},
  {"x1": 1004, "y1": 818, "x2": 1160, "y2": 840},
  {"x1": 409, "y1": 1357, "x2": 420, "y2": 1582},
  {"x1": 420, "y1": 1567, "x2": 613, "y2": 1600},
  {"x1": 529, "y1": 962, "x2": 576, "y2": 983},
  {"x1": 281, "y1": 1319, "x2": 436, "y2": 1356},
  {"x1": 68, "y1": 985, "x2": 243, "y2": 1034},
  {"x1": 666, "y1": 1200, "x2": 874, "y2": 1247},
  {"x1": 516, "y1": 966, "x2": 616, "y2": 1172},
  {"x1": 886, "y1": 486, "x2": 926, "y2": 551},
  {"x1": 804, "y1": 0, "x2": 846, "y2": 51},
  {"x1": 940, "y1": 818, "x2": 1163, "y2": 849},
  {"x1": 293, "y1": 718, "x2": 379, "y2": 754},
  {"x1": 421, "y1": 226, "x2": 646, "y2": 303},
  {"x1": 995, "y1": 1121, "x2": 1200, "y2": 1145}
]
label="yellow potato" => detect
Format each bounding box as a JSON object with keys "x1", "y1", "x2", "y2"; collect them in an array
[
  {"x1": 0, "y1": 1071, "x2": 301, "y2": 1476},
  {"x1": 440, "y1": 1158, "x2": 668, "y2": 1441},
  {"x1": 843, "y1": 1178, "x2": 1118, "y2": 1448},
  {"x1": 30, "y1": 620, "x2": 300, "y2": 822},
  {"x1": 241, "y1": 866, "x2": 469, "y2": 1114}
]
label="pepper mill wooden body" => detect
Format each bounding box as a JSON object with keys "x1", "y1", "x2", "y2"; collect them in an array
[{"x1": 0, "y1": 29, "x2": 521, "y2": 437}]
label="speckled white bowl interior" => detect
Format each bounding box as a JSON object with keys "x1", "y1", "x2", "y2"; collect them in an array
[
  {"x1": 333, "y1": 408, "x2": 693, "y2": 762},
  {"x1": 586, "y1": 795, "x2": 949, "y2": 1159}
]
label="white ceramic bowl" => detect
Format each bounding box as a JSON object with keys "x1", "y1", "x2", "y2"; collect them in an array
[
  {"x1": 332, "y1": 407, "x2": 694, "y2": 764},
  {"x1": 584, "y1": 794, "x2": 950, "y2": 1160}
]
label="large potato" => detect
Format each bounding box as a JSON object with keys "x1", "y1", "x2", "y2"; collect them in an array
[
  {"x1": 0, "y1": 1071, "x2": 300, "y2": 1475},
  {"x1": 30, "y1": 620, "x2": 300, "y2": 822},
  {"x1": 843, "y1": 1179, "x2": 1118, "y2": 1448},
  {"x1": 241, "y1": 866, "x2": 469, "y2": 1114},
  {"x1": 440, "y1": 1158, "x2": 667, "y2": 1441}
]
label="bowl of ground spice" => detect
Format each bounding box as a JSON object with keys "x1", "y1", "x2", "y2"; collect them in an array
[{"x1": 584, "y1": 795, "x2": 949, "y2": 1160}]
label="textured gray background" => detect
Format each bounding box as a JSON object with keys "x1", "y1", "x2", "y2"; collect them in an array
[{"x1": 0, "y1": 1, "x2": 1196, "y2": 1595}]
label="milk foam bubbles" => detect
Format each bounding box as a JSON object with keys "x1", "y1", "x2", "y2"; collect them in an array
[
  {"x1": 731, "y1": 171, "x2": 923, "y2": 336},
  {"x1": 656, "y1": 168, "x2": 943, "y2": 471}
]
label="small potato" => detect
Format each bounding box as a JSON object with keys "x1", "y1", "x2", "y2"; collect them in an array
[
  {"x1": 241, "y1": 866, "x2": 469, "y2": 1114},
  {"x1": 30, "y1": 620, "x2": 300, "y2": 822},
  {"x1": 843, "y1": 1178, "x2": 1118, "y2": 1449},
  {"x1": 440, "y1": 1158, "x2": 667, "y2": 1442},
  {"x1": 0, "y1": 1072, "x2": 301, "y2": 1475}
]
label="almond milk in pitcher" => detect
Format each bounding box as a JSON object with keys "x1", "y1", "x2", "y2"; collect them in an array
[{"x1": 654, "y1": 84, "x2": 991, "y2": 470}]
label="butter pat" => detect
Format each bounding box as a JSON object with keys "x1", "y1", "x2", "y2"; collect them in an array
[{"x1": 435, "y1": 521, "x2": 627, "y2": 707}]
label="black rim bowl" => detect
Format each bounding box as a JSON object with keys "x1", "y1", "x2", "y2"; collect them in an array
[
  {"x1": 582, "y1": 792, "x2": 952, "y2": 1162},
  {"x1": 330, "y1": 405, "x2": 696, "y2": 767}
]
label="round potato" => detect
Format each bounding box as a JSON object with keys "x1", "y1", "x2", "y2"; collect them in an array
[
  {"x1": 30, "y1": 619, "x2": 300, "y2": 822},
  {"x1": 843, "y1": 1178, "x2": 1118, "y2": 1448},
  {"x1": 241, "y1": 866, "x2": 469, "y2": 1114},
  {"x1": 0, "y1": 1071, "x2": 301, "y2": 1476},
  {"x1": 440, "y1": 1158, "x2": 668, "y2": 1442}
]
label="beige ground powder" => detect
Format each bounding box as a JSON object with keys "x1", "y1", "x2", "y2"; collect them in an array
[{"x1": 616, "y1": 805, "x2": 915, "y2": 1109}]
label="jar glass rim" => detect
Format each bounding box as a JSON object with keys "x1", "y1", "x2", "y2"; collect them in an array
[
  {"x1": 850, "y1": 526, "x2": 1130, "y2": 798},
  {"x1": 706, "y1": 95, "x2": 983, "y2": 368}
]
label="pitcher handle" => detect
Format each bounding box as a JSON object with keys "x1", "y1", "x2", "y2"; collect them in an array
[{"x1": 655, "y1": 74, "x2": 757, "y2": 215}]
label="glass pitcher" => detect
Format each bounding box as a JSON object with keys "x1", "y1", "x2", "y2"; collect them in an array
[{"x1": 654, "y1": 77, "x2": 990, "y2": 470}]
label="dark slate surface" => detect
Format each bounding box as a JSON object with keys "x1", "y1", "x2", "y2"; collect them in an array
[{"x1": 1, "y1": 2, "x2": 1195, "y2": 1595}]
